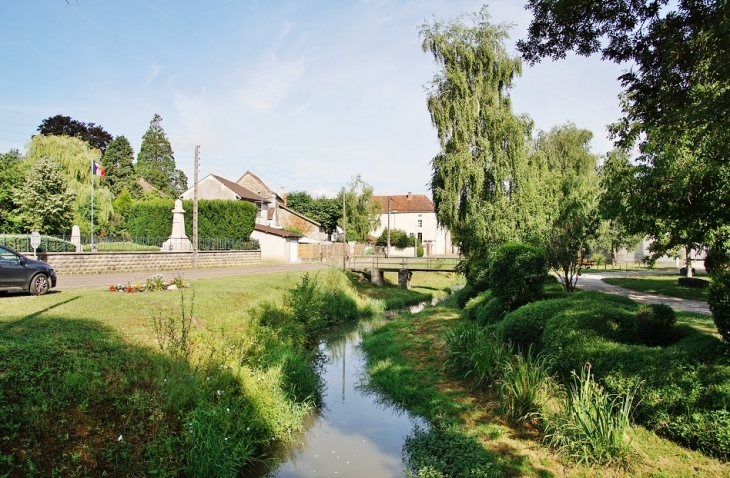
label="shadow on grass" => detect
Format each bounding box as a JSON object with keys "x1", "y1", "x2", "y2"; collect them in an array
[{"x1": 0, "y1": 313, "x2": 287, "y2": 477}]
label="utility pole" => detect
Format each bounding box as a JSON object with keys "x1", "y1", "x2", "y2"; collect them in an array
[
  {"x1": 342, "y1": 189, "x2": 347, "y2": 271},
  {"x1": 386, "y1": 196, "x2": 391, "y2": 258},
  {"x1": 193, "y1": 145, "x2": 199, "y2": 269}
]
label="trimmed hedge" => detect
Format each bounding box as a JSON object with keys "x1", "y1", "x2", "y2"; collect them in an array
[
  {"x1": 0, "y1": 234, "x2": 76, "y2": 253},
  {"x1": 126, "y1": 199, "x2": 258, "y2": 245},
  {"x1": 634, "y1": 303, "x2": 676, "y2": 346},
  {"x1": 463, "y1": 290, "x2": 506, "y2": 325},
  {"x1": 709, "y1": 270, "x2": 730, "y2": 343},
  {"x1": 488, "y1": 242, "x2": 548, "y2": 311}
]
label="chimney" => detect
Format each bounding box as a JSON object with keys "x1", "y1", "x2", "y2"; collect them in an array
[
  {"x1": 280, "y1": 186, "x2": 287, "y2": 206},
  {"x1": 407, "y1": 192, "x2": 412, "y2": 200}
]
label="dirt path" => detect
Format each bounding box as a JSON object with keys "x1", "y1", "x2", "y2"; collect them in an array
[
  {"x1": 576, "y1": 270, "x2": 711, "y2": 315},
  {"x1": 55, "y1": 262, "x2": 330, "y2": 290}
]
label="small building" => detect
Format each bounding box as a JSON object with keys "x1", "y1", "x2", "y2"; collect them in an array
[
  {"x1": 370, "y1": 192, "x2": 454, "y2": 256},
  {"x1": 251, "y1": 224, "x2": 301, "y2": 262}
]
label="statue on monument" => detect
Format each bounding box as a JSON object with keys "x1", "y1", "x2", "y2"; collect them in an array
[{"x1": 161, "y1": 199, "x2": 193, "y2": 252}]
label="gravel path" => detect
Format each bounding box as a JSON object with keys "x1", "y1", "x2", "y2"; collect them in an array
[{"x1": 576, "y1": 270, "x2": 711, "y2": 315}]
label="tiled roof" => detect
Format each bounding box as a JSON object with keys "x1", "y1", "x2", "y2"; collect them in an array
[
  {"x1": 254, "y1": 224, "x2": 302, "y2": 238},
  {"x1": 211, "y1": 175, "x2": 266, "y2": 202},
  {"x1": 371, "y1": 193, "x2": 434, "y2": 213}
]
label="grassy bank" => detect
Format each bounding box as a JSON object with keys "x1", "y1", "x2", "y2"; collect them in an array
[
  {"x1": 602, "y1": 274, "x2": 710, "y2": 301},
  {"x1": 0, "y1": 269, "x2": 379, "y2": 477},
  {"x1": 359, "y1": 287, "x2": 730, "y2": 477}
]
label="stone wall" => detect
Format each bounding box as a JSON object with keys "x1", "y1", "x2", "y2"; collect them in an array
[{"x1": 39, "y1": 250, "x2": 261, "y2": 275}]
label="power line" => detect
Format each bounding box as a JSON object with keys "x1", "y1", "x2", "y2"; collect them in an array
[
  {"x1": 0, "y1": 107, "x2": 42, "y2": 119},
  {"x1": 0, "y1": 119, "x2": 37, "y2": 128},
  {"x1": 0, "y1": 128, "x2": 32, "y2": 136}
]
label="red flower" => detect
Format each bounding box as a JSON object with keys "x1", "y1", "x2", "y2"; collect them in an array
[{"x1": 109, "y1": 286, "x2": 116, "y2": 292}]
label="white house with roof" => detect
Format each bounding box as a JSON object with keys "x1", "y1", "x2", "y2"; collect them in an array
[{"x1": 370, "y1": 192, "x2": 455, "y2": 256}]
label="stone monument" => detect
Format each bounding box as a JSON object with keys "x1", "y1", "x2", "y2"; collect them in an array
[
  {"x1": 70, "y1": 225, "x2": 82, "y2": 252},
  {"x1": 160, "y1": 199, "x2": 193, "y2": 252}
]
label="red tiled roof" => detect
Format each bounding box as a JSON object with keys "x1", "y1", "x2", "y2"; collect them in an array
[
  {"x1": 211, "y1": 175, "x2": 265, "y2": 202},
  {"x1": 371, "y1": 194, "x2": 434, "y2": 213}
]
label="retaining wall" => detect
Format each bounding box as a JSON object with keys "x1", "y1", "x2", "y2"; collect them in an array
[{"x1": 38, "y1": 250, "x2": 261, "y2": 275}]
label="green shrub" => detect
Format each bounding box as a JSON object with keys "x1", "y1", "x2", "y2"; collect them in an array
[
  {"x1": 488, "y1": 242, "x2": 548, "y2": 311},
  {"x1": 0, "y1": 234, "x2": 76, "y2": 252},
  {"x1": 544, "y1": 364, "x2": 638, "y2": 469},
  {"x1": 662, "y1": 410, "x2": 730, "y2": 461},
  {"x1": 634, "y1": 304, "x2": 676, "y2": 346},
  {"x1": 417, "y1": 244, "x2": 424, "y2": 257},
  {"x1": 708, "y1": 270, "x2": 730, "y2": 343},
  {"x1": 592, "y1": 253, "x2": 606, "y2": 265},
  {"x1": 455, "y1": 255, "x2": 491, "y2": 293},
  {"x1": 463, "y1": 291, "x2": 505, "y2": 324},
  {"x1": 403, "y1": 427, "x2": 498, "y2": 478},
  {"x1": 375, "y1": 228, "x2": 414, "y2": 249},
  {"x1": 497, "y1": 298, "x2": 574, "y2": 351},
  {"x1": 498, "y1": 346, "x2": 555, "y2": 425},
  {"x1": 704, "y1": 247, "x2": 730, "y2": 275},
  {"x1": 453, "y1": 284, "x2": 478, "y2": 309}
]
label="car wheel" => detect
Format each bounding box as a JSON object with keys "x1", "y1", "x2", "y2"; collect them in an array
[{"x1": 29, "y1": 274, "x2": 49, "y2": 296}]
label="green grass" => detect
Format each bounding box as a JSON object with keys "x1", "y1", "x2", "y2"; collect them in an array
[
  {"x1": 0, "y1": 269, "x2": 376, "y2": 477},
  {"x1": 602, "y1": 275, "x2": 710, "y2": 301}
]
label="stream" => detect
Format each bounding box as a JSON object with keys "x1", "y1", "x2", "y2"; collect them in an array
[{"x1": 252, "y1": 317, "x2": 426, "y2": 477}]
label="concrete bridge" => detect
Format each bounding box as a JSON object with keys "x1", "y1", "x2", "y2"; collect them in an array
[{"x1": 346, "y1": 256, "x2": 459, "y2": 288}]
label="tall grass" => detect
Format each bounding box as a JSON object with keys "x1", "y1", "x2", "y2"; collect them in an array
[
  {"x1": 498, "y1": 346, "x2": 555, "y2": 425},
  {"x1": 544, "y1": 363, "x2": 639, "y2": 469},
  {"x1": 443, "y1": 321, "x2": 511, "y2": 388}
]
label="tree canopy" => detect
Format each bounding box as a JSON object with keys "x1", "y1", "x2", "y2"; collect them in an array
[
  {"x1": 136, "y1": 114, "x2": 187, "y2": 198},
  {"x1": 422, "y1": 6, "x2": 536, "y2": 257},
  {"x1": 286, "y1": 191, "x2": 341, "y2": 237},
  {"x1": 14, "y1": 157, "x2": 76, "y2": 234},
  {"x1": 339, "y1": 175, "x2": 381, "y2": 242},
  {"x1": 101, "y1": 135, "x2": 143, "y2": 198},
  {"x1": 37, "y1": 114, "x2": 114, "y2": 153},
  {"x1": 0, "y1": 149, "x2": 26, "y2": 233}
]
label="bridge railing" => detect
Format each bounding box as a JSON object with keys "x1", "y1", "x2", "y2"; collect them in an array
[{"x1": 347, "y1": 256, "x2": 460, "y2": 271}]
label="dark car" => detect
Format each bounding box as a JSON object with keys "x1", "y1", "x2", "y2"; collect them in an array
[{"x1": 0, "y1": 245, "x2": 57, "y2": 295}]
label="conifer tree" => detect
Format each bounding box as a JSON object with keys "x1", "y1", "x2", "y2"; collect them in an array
[
  {"x1": 14, "y1": 157, "x2": 76, "y2": 234},
  {"x1": 101, "y1": 135, "x2": 142, "y2": 198},
  {"x1": 136, "y1": 114, "x2": 187, "y2": 197}
]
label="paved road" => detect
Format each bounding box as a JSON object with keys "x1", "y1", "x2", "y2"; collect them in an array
[
  {"x1": 55, "y1": 262, "x2": 331, "y2": 290},
  {"x1": 576, "y1": 270, "x2": 711, "y2": 315}
]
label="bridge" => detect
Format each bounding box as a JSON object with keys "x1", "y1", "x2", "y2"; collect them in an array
[{"x1": 346, "y1": 256, "x2": 460, "y2": 288}]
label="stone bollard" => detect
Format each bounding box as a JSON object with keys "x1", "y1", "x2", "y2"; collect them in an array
[
  {"x1": 370, "y1": 268, "x2": 384, "y2": 287},
  {"x1": 398, "y1": 269, "x2": 412, "y2": 289}
]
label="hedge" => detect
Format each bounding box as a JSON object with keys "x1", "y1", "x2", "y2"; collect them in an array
[{"x1": 0, "y1": 234, "x2": 76, "y2": 253}]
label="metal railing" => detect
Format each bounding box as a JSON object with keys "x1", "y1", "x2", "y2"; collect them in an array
[
  {"x1": 0, "y1": 234, "x2": 260, "y2": 253},
  {"x1": 346, "y1": 255, "x2": 460, "y2": 271}
]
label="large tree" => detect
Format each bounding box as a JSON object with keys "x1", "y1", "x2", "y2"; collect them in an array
[
  {"x1": 422, "y1": 6, "x2": 535, "y2": 258},
  {"x1": 519, "y1": 0, "x2": 730, "y2": 263},
  {"x1": 38, "y1": 114, "x2": 114, "y2": 153},
  {"x1": 26, "y1": 135, "x2": 114, "y2": 235},
  {"x1": 101, "y1": 135, "x2": 142, "y2": 198},
  {"x1": 286, "y1": 191, "x2": 342, "y2": 237},
  {"x1": 0, "y1": 149, "x2": 26, "y2": 233},
  {"x1": 339, "y1": 175, "x2": 381, "y2": 242},
  {"x1": 14, "y1": 157, "x2": 76, "y2": 234},
  {"x1": 136, "y1": 114, "x2": 187, "y2": 197}
]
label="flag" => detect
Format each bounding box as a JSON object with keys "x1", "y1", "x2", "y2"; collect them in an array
[{"x1": 92, "y1": 160, "x2": 106, "y2": 177}]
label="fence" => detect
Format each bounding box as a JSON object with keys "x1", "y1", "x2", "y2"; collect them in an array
[
  {"x1": 0, "y1": 234, "x2": 260, "y2": 253},
  {"x1": 298, "y1": 242, "x2": 369, "y2": 262}
]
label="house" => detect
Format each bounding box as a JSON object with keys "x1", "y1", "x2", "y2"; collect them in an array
[
  {"x1": 235, "y1": 171, "x2": 326, "y2": 241},
  {"x1": 370, "y1": 192, "x2": 455, "y2": 256},
  {"x1": 251, "y1": 224, "x2": 302, "y2": 262},
  {"x1": 179, "y1": 174, "x2": 271, "y2": 223}
]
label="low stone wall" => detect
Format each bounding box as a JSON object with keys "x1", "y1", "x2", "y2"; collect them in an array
[{"x1": 40, "y1": 250, "x2": 261, "y2": 275}]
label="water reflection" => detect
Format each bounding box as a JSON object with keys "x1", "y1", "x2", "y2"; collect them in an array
[{"x1": 253, "y1": 317, "x2": 426, "y2": 477}]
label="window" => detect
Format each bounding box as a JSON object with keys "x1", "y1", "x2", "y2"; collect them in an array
[{"x1": 417, "y1": 219, "x2": 422, "y2": 228}]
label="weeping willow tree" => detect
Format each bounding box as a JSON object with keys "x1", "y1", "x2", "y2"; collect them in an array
[
  {"x1": 25, "y1": 135, "x2": 114, "y2": 235},
  {"x1": 422, "y1": 6, "x2": 537, "y2": 258}
]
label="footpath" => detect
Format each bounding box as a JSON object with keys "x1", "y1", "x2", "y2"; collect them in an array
[
  {"x1": 55, "y1": 262, "x2": 330, "y2": 290},
  {"x1": 576, "y1": 269, "x2": 711, "y2": 315}
]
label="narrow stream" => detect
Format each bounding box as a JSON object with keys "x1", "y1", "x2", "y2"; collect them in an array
[{"x1": 254, "y1": 317, "x2": 426, "y2": 477}]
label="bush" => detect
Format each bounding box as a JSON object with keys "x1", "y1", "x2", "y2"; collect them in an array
[
  {"x1": 455, "y1": 255, "x2": 491, "y2": 293},
  {"x1": 497, "y1": 298, "x2": 574, "y2": 351},
  {"x1": 488, "y1": 243, "x2": 548, "y2": 311},
  {"x1": 463, "y1": 291, "x2": 505, "y2": 325},
  {"x1": 403, "y1": 427, "x2": 498, "y2": 478},
  {"x1": 708, "y1": 270, "x2": 730, "y2": 343},
  {"x1": 634, "y1": 304, "x2": 676, "y2": 346},
  {"x1": 592, "y1": 253, "x2": 606, "y2": 265},
  {"x1": 453, "y1": 284, "x2": 478, "y2": 309},
  {"x1": 375, "y1": 228, "x2": 414, "y2": 249},
  {"x1": 678, "y1": 277, "x2": 709, "y2": 288},
  {"x1": 1, "y1": 234, "x2": 76, "y2": 252},
  {"x1": 705, "y1": 247, "x2": 730, "y2": 275}
]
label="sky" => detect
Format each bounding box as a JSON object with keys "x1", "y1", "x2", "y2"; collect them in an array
[{"x1": 0, "y1": 0, "x2": 627, "y2": 198}]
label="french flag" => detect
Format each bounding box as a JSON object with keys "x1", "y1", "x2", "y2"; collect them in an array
[{"x1": 92, "y1": 160, "x2": 106, "y2": 177}]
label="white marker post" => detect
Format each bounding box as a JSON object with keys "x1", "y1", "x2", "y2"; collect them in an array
[{"x1": 30, "y1": 230, "x2": 41, "y2": 260}]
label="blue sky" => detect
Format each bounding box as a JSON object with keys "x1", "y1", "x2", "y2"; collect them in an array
[{"x1": 1, "y1": 0, "x2": 625, "y2": 197}]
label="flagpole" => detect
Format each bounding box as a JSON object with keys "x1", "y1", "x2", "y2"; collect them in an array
[{"x1": 91, "y1": 159, "x2": 94, "y2": 250}]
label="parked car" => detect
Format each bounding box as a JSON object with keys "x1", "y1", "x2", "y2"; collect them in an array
[{"x1": 0, "y1": 245, "x2": 57, "y2": 295}]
